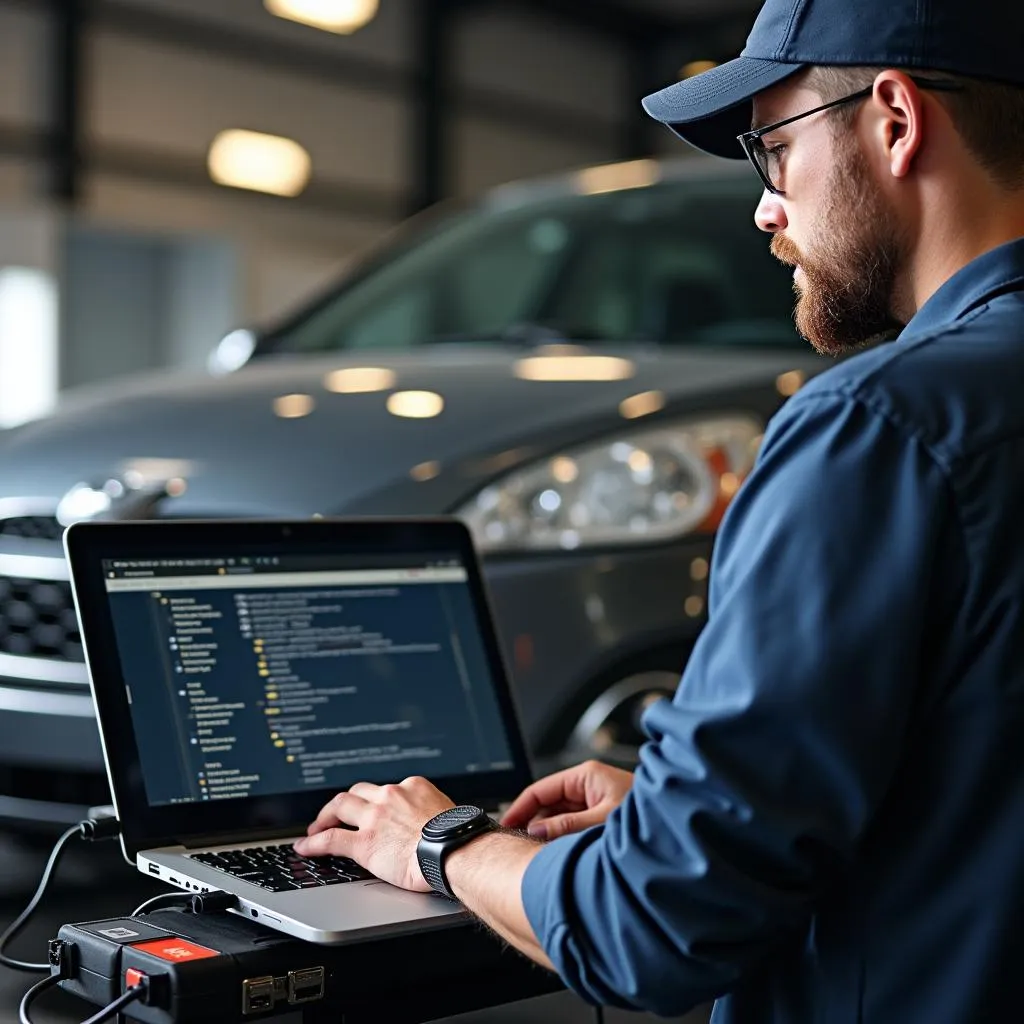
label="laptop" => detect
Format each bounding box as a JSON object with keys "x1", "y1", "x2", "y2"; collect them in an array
[{"x1": 64, "y1": 517, "x2": 534, "y2": 944}]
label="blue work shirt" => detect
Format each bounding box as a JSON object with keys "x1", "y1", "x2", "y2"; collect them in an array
[{"x1": 521, "y1": 237, "x2": 1024, "y2": 1022}]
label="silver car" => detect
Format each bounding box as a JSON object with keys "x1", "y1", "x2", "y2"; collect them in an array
[{"x1": 0, "y1": 156, "x2": 828, "y2": 828}]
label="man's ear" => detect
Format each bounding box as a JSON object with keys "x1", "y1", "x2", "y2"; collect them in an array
[{"x1": 870, "y1": 70, "x2": 925, "y2": 180}]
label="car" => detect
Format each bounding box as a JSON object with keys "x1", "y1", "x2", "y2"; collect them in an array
[{"x1": 0, "y1": 154, "x2": 830, "y2": 829}]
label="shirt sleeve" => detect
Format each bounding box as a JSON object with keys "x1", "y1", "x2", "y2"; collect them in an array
[{"x1": 520, "y1": 387, "x2": 955, "y2": 1016}]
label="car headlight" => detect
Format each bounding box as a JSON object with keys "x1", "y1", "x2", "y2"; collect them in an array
[{"x1": 459, "y1": 414, "x2": 763, "y2": 552}]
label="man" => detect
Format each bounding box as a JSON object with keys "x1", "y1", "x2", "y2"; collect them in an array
[{"x1": 293, "y1": 0, "x2": 1024, "y2": 1019}]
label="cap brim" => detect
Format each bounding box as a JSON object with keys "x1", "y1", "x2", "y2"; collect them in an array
[{"x1": 642, "y1": 57, "x2": 804, "y2": 159}]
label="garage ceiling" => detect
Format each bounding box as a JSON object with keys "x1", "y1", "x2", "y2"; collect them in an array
[
  {"x1": 501, "y1": 0, "x2": 761, "y2": 51},
  {"x1": 627, "y1": 0, "x2": 760, "y2": 18}
]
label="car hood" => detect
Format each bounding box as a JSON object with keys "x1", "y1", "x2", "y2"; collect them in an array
[{"x1": 0, "y1": 347, "x2": 825, "y2": 517}]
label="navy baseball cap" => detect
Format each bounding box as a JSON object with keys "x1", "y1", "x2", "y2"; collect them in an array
[{"x1": 643, "y1": 0, "x2": 1024, "y2": 158}]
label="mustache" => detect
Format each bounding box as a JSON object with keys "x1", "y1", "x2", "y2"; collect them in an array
[{"x1": 770, "y1": 234, "x2": 803, "y2": 268}]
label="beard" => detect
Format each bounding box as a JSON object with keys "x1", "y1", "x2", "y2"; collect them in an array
[{"x1": 770, "y1": 142, "x2": 908, "y2": 356}]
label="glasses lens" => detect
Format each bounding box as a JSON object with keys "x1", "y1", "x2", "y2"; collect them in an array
[
  {"x1": 751, "y1": 139, "x2": 779, "y2": 191},
  {"x1": 762, "y1": 144, "x2": 782, "y2": 190}
]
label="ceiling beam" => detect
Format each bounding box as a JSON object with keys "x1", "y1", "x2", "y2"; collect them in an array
[{"x1": 461, "y1": 0, "x2": 750, "y2": 44}]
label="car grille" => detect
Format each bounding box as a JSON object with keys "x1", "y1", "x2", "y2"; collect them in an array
[
  {"x1": 0, "y1": 515, "x2": 64, "y2": 541},
  {"x1": 0, "y1": 575, "x2": 83, "y2": 661}
]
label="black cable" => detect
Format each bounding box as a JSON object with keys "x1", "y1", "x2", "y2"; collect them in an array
[
  {"x1": 0, "y1": 824, "x2": 81, "y2": 972},
  {"x1": 19, "y1": 975, "x2": 145, "y2": 1024},
  {"x1": 593, "y1": 1007, "x2": 605, "y2": 1024},
  {"x1": 77, "y1": 984, "x2": 145, "y2": 1024},
  {"x1": 18, "y1": 973, "x2": 61, "y2": 1024}
]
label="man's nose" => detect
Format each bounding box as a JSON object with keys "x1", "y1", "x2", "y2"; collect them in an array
[{"x1": 754, "y1": 190, "x2": 787, "y2": 234}]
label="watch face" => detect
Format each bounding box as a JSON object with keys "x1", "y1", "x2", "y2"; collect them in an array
[{"x1": 423, "y1": 804, "x2": 486, "y2": 839}]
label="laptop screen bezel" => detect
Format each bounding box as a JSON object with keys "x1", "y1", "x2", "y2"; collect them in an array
[{"x1": 65, "y1": 517, "x2": 534, "y2": 858}]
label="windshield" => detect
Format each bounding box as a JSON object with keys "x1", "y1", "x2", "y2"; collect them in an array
[{"x1": 264, "y1": 171, "x2": 802, "y2": 354}]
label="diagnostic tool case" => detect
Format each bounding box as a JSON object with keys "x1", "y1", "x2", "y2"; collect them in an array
[
  {"x1": 50, "y1": 905, "x2": 563, "y2": 1023},
  {"x1": 53, "y1": 907, "x2": 327, "y2": 1023}
]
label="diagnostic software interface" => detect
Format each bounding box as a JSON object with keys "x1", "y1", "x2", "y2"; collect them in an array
[{"x1": 102, "y1": 552, "x2": 514, "y2": 807}]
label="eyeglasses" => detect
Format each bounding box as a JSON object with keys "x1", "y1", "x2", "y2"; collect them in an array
[{"x1": 737, "y1": 77, "x2": 964, "y2": 196}]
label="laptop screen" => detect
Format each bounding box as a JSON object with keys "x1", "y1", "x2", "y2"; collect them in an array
[{"x1": 101, "y1": 549, "x2": 516, "y2": 809}]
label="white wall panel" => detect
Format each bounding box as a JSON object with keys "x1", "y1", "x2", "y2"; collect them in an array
[
  {"x1": 0, "y1": 203, "x2": 58, "y2": 273},
  {"x1": 87, "y1": 30, "x2": 407, "y2": 192},
  {"x1": 0, "y1": 159, "x2": 39, "y2": 205},
  {"x1": 242, "y1": 246, "x2": 351, "y2": 325},
  {"x1": 453, "y1": 117, "x2": 610, "y2": 199},
  {"x1": 82, "y1": 174, "x2": 389, "y2": 255},
  {"x1": 0, "y1": 4, "x2": 48, "y2": 128},
  {"x1": 81, "y1": 173, "x2": 383, "y2": 325},
  {"x1": 455, "y1": 9, "x2": 625, "y2": 125},
  {"x1": 111, "y1": 0, "x2": 414, "y2": 69}
]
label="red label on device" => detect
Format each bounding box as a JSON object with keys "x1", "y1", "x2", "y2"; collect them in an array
[{"x1": 132, "y1": 938, "x2": 220, "y2": 962}]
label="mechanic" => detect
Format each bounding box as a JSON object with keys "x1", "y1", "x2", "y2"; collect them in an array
[{"x1": 291, "y1": 0, "x2": 1024, "y2": 1019}]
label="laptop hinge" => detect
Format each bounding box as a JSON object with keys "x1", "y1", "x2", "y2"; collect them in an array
[{"x1": 179, "y1": 825, "x2": 303, "y2": 850}]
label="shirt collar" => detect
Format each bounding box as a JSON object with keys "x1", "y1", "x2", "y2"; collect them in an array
[{"x1": 901, "y1": 237, "x2": 1024, "y2": 339}]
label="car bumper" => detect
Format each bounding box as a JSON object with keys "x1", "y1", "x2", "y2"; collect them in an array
[
  {"x1": 0, "y1": 536, "x2": 712, "y2": 826},
  {"x1": 0, "y1": 683, "x2": 106, "y2": 826}
]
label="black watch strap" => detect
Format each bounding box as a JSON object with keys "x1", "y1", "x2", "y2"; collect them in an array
[
  {"x1": 417, "y1": 846, "x2": 452, "y2": 897},
  {"x1": 417, "y1": 806, "x2": 498, "y2": 900}
]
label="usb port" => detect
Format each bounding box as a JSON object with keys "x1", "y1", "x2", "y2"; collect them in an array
[
  {"x1": 287, "y1": 967, "x2": 324, "y2": 1004},
  {"x1": 147, "y1": 863, "x2": 159, "y2": 875},
  {"x1": 242, "y1": 976, "x2": 275, "y2": 1015}
]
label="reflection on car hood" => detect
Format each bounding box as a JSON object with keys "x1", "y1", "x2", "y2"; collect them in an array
[{"x1": 0, "y1": 347, "x2": 826, "y2": 517}]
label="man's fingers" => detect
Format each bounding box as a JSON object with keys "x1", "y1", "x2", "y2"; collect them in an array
[
  {"x1": 500, "y1": 767, "x2": 589, "y2": 828},
  {"x1": 348, "y1": 781, "x2": 383, "y2": 802},
  {"x1": 308, "y1": 791, "x2": 370, "y2": 835},
  {"x1": 294, "y1": 826, "x2": 356, "y2": 857},
  {"x1": 529, "y1": 806, "x2": 608, "y2": 840}
]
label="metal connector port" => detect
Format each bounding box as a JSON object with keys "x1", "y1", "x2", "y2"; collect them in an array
[
  {"x1": 242, "y1": 976, "x2": 275, "y2": 1015},
  {"x1": 287, "y1": 967, "x2": 325, "y2": 1004}
]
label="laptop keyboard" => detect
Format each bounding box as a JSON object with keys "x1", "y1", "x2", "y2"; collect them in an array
[{"x1": 187, "y1": 843, "x2": 374, "y2": 892}]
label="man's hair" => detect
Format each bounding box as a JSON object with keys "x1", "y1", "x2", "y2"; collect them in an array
[{"x1": 803, "y1": 65, "x2": 1024, "y2": 190}]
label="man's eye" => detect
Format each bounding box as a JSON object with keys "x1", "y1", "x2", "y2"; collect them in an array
[{"x1": 763, "y1": 143, "x2": 787, "y2": 178}]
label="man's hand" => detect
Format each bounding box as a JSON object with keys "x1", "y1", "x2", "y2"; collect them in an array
[
  {"x1": 501, "y1": 759, "x2": 634, "y2": 839},
  {"x1": 292, "y1": 776, "x2": 454, "y2": 891}
]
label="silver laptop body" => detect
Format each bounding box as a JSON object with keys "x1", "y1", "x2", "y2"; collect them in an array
[{"x1": 65, "y1": 517, "x2": 534, "y2": 944}]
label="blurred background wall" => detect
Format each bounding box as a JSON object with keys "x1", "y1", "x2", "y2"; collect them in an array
[{"x1": 0, "y1": 0, "x2": 755, "y2": 419}]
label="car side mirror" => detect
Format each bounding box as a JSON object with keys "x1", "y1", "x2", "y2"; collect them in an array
[{"x1": 208, "y1": 328, "x2": 257, "y2": 376}]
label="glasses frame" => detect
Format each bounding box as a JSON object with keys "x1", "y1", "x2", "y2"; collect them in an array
[{"x1": 737, "y1": 76, "x2": 964, "y2": 196}]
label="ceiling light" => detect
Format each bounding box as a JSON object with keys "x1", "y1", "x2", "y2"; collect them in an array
[
  {"x1": 775, "y1": 370, "x2": 806, "y2": 397},
  {"x1": 574, "y1": 159, "x2": 660, "y2": 196},
  {"x1": 264, "y1": 0, "x2": 379, "y2": 34},
  {"x1": 324, "y1": 366, "x2": 396, "y2": 393},
  {"x1": 386, "y1": 390, "x2": 444, "y2": 419},
  {"x1": 410, "y1": 461, "x2": 441, "y2": 482},
  {"x1": 514, "y1": 356, "x2": 635, "y2": 382},
  {"x1": 619, "y1": 390, "x2": 666, "y2": 420},
  {"x1": 680, "y1": 60, "x2": 719, "y2": 79},
  {"x1": 208, "y1": 129, "x2": 311, "y2": 197},
  {"x1": 273, "y1": 393, "x2": 316, "y2": 418}
]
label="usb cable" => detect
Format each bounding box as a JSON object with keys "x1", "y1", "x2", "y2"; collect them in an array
[{"x1": 0, "y1": 818, "x2": 119, "y2": 973}]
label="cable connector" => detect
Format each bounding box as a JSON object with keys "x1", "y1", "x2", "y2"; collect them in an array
[
  {"x1": 124, "y1": 969, "x2": 168, "y2": 1008},
  {"x1": 78, "y1": 816, "x2": 120, "y2": 842},
  {"x1": 46, "y1": 938, "x2": 72, "y2": 980},
  {"x1": 189, "y1": 890, "x2": 238, "y2": 914}
]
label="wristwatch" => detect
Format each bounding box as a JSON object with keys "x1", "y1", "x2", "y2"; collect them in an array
[{"x1": 416, "y1": 805, "x2": 498, "y2": 900}]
